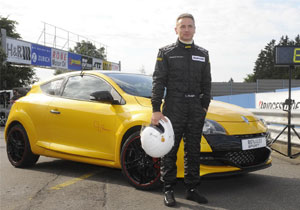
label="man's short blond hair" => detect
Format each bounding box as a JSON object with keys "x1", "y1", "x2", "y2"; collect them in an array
[{"x1": 176, "y1": 13, "x2": 195, "y2": 24}]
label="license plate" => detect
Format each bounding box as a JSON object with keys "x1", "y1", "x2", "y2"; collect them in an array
[{"x1": 242, "y1": 137, "x2": 266, "y2": 150}]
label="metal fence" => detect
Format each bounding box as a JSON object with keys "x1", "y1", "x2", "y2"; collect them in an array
[
  {"x1": 212, "y1": 79, "x2": 300, "y2": 97},
  {"x1": 249, "y1": 109, "x2": 300, "y2": 146}
]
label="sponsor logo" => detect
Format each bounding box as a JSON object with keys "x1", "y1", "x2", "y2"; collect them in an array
[
  {"x1": 192, "y1": 55, "x2": 205, "y2": 62},
  {"x1": 69, "y1": 58, "x2": 81, "y2": 66},
  {"x1": 52, "y1": 50, "x2": 67, "y2": 68},
  {"x1": 32, "y1": 52, "x2": 37, "y2": 63},
  {"x1": 31, "y1": 44, "x2": 51, "y2": 66},
  {"x1": 169, "y1": 56, "x2": 184, "y2": 59},
  {"x1": 82, "y1": 57, "x2": 93, "y2": 70},
  {"x1": 258, "y1": 100, "x2": 300, "y2": 110},
  {"x1": 93, "y1": 62, "x2": 102, "y2": 69},
  {"x1": 6, "y1": 44, "x2": 31, "y2": 61},
  {"x1": 241, "y1": 116, "x2": 249, "y2": 124}
]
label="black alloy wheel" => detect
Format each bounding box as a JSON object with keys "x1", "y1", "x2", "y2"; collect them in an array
[
  {"x1": 121, "y1": 131, "x2": 161, "y2": 190},
  {"x1": 6, "y1": 124, "x2": 39, "y2": 168}
]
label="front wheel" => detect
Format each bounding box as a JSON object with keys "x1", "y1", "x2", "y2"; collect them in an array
[
  {"x1": 121, "y1": 131, "x2": 161, "y2": 190},
  {"x1": 0, "y1": 112, "x2": 6, "y2": 127},
  {"x1": 6, "y1": 124, "x2": 39, "y2": 168}
]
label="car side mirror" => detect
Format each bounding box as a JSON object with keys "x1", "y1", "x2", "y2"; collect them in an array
[{"x1": 90, "y1": 91, "x2": 118, "y2": 104}]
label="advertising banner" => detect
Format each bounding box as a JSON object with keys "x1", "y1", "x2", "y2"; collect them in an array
[
  {"x1": 6, "y1": 37, "x2": 31, "y2": 65},
  {"x1": 4, "y1": 36, "x2": 119, "y2": 72},
  {"x1": 52, "y1": 49, "x2": 68, "y2": 69},
  {"x1": 111, "y1": 63, "x2": 120, "y2": 71},
  {"x1": 68, "y1": 52, "x2": 82, "y2": 70},
  {"x1": 93, "y1": 58, "x2": 103, "y2": 70},
  {"x1": 31, "y1": 44, "x2": 51, "y2": 67},
  {"x1": 82, "y1": 56, "x2": 93, "y2": 70},
  {"x1": 256, "y1": 90, "x2": 300, "y2": 110},
  {"x1": 103, "y1": 61, "x2": 112, "y2": 70}
]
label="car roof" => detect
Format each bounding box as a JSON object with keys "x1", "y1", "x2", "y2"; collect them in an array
[{"x1": 36, "y1": 70, "x2": 150, "y2": 85}]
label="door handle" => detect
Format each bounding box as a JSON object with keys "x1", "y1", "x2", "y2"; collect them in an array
[{"x1": 50, "y1": 110, "x2": 60, "y2": 114}]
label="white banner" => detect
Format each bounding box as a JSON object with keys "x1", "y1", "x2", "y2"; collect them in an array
[
  {"x1": 256, "y1": 90, "x2": 300, "y2": 110},
  {"x1": 51, "y1": 49, "x2": 68, "y2": 69},
  {"x1": 93, "y1": 58, "x2": 103, "y2": 70},
  {"x1": 6, "y1": 37, "x2": 31, "y2": 64},
  {"x1": 111, "y1": 63, "x2": 120, "y2": 71}
]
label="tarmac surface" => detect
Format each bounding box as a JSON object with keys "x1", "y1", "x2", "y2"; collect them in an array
[{"x1": 1, "y1": 127, "x2": 300, "y2": 210}]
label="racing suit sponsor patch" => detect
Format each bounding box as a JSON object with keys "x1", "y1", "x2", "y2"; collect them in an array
[
  {"x1": 169, "y1": 56, "x2": 184, "y2": 59},
  {"x1": 192, "y1": 55, "x2": 205, "y2": 62}
]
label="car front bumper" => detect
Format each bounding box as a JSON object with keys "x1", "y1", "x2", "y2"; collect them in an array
[{"x1": 199, "y1": 133, "x2": 272, "y2": 177}]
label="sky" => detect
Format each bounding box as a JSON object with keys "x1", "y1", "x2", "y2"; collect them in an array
[{"x1": 1, "y1": 0, "x2": 300, "y2": 82}]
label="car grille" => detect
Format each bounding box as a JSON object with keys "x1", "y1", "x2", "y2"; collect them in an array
[
  {"x1": 233, "y1": 133, "x2": 266, "y2": 140},
  {"x1": 200, "y1": 147, "x2": 271, "y2": 168},
  {"x1": 225, "y1": 150, "x2": 256, "y2": 167}
]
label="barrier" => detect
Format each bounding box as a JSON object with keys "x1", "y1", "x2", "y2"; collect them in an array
[{"x1": 249, "y1": 109, "x2": 300, "y2": 146}]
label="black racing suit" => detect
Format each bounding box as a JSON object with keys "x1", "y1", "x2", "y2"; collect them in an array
[{"x1": 151, "y1": 39, "x2": 211, "y2": 190}]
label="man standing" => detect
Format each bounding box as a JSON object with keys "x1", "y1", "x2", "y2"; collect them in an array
[{"x1": 151, "y1": 13, "x2": 211, "y2": 207}]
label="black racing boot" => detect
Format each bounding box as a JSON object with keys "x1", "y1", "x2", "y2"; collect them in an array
[
  {"x1": 186, "y1": 188, "x2": 208, "y2": 204},
  {"x1": 164, "y1": 189, "x2": 176, "y2": 207}
]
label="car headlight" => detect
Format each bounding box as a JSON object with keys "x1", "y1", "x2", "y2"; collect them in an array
[
  {"x1": 258, "y1": 118, "x2": 272, "y2": 145},
  {"x1": 259, "y1": 118, "x2": 268, "y2": 128},
  {"x1": 203, "y1": 119, "x2": 227, "y2": 135}
]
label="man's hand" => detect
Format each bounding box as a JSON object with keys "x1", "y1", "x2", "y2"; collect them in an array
[
  {"x1": 203, "y1": 108, "x2": 207, "y2": 112},
  {"x1": 151, "y1": 112, "x2": 167, "y2": 125}
]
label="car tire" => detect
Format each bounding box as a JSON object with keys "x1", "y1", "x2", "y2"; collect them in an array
[
  {"x1": 6, "y1": 124, "x2": 39, "y2": 168},
  {"x1": 121, "y1": 131, "x2": 162, "y2": 190},
  {"x1": 0, "y1": 112, "x2": 6, "y2": 127}
]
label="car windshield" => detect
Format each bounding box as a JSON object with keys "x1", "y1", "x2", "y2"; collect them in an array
[{"x1": 105, "y1": 73, "x2": 152, "y2": 98}]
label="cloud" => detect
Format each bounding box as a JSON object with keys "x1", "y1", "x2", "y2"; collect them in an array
[{"x1": 1, "y1": 0, "x2": 300, "y2": 81}]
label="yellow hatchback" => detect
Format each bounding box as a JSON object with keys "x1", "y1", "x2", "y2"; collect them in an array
[{"x1": 4, "y1": 71, "x2": 272, "y2": 190}]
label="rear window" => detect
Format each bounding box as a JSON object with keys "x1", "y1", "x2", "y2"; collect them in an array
[{"x1": 41, "y1": 78, "x2": 64, "y2": 95}]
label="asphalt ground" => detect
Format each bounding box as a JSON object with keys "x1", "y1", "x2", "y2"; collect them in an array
[{"x1": 1, "y1": 127, "x2": 300, "y2": 210}]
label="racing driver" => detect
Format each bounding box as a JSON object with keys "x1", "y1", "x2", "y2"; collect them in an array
[{"x1": 151, "y1": 13, "x2": 211, "y2": 207}]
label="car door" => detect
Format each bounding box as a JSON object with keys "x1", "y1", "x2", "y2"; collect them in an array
[
  {"x1": 30, "y1": 78, "x2": 65, "y2": 146},
  {"x1": 47, "y1": 74, "x2": 120, "y2": 161}
]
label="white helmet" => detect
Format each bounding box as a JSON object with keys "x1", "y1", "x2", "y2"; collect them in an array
[{"x1": 140, "y1": 117, "x2": 174, "y2": 158}]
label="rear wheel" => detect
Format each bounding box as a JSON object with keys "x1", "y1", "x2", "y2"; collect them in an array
[
  {"x1": 121, "y1": 131, "x2": 161, "y2": 190},
  {"x1": 6, "y1": 124, "x2": 39, "y2": 168}
]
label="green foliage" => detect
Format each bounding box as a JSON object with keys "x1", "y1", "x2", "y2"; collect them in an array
[
  {"x1": 0, "y1": 16, "x2": 21, "y2": 39},
  {"x1": 1, "y1": 65, "x2": 38, "y2": 89},
  {"x1": 69, "y1": 40, "x2": 106, "y2": 59},
  {"x1": 0, "y1": 16, "x2": 37, "y2": 89},
  {"x1": 244, "y1": 35, "x2": 300, "y2": 82},
  {"x1": 53, "y1": 69, "x2": 72, "y2": 76}
]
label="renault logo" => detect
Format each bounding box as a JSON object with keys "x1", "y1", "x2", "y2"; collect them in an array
[{"x1": 241, "y1": 116, "x2": 249, "y2": 124}]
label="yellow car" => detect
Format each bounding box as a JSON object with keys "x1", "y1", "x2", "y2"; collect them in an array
[{"x1": 4, "y1": 71, "x2": 272, "y2": 190}]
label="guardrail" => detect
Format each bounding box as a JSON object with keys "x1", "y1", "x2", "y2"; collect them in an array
[{"x1": 248, "y1": 109, "x2": 300, "y2": 146}]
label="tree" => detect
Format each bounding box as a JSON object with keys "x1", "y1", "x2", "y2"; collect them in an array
[
  {"x1": 244, "y1": 35, "x2": 300, "y2": 82},
  {"x1": 69, "y1": 40, "x2": 106, "y2": 59},
  {"x1": 53, "y1": 69, "x2": 67, "y2": 76},
  {"x1": 0, "y1": 16, "x2": 37, "y2": 89},
  {"x1": 0, "y1": 17, "x2": 21, "y2": 39}
]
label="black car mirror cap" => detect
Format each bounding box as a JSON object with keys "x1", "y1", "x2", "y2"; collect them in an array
[{"x1": 90, "y1": 91, "x2": 119, "y2": 104}]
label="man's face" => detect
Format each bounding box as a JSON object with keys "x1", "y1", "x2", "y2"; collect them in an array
[{"x1": 175, "y1": 17, "x2": 195, "y2": 42}]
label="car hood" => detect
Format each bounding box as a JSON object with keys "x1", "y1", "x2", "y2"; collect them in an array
[
  {"x1": 135, "y1": 96, "x2": 152, "y2": 107},
  {"x1": 207, "y1": 100, "x2": 258, "y2": 122},
  {"x1": 135, "y1": 97, "x2": 258, "y2": 123}
]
